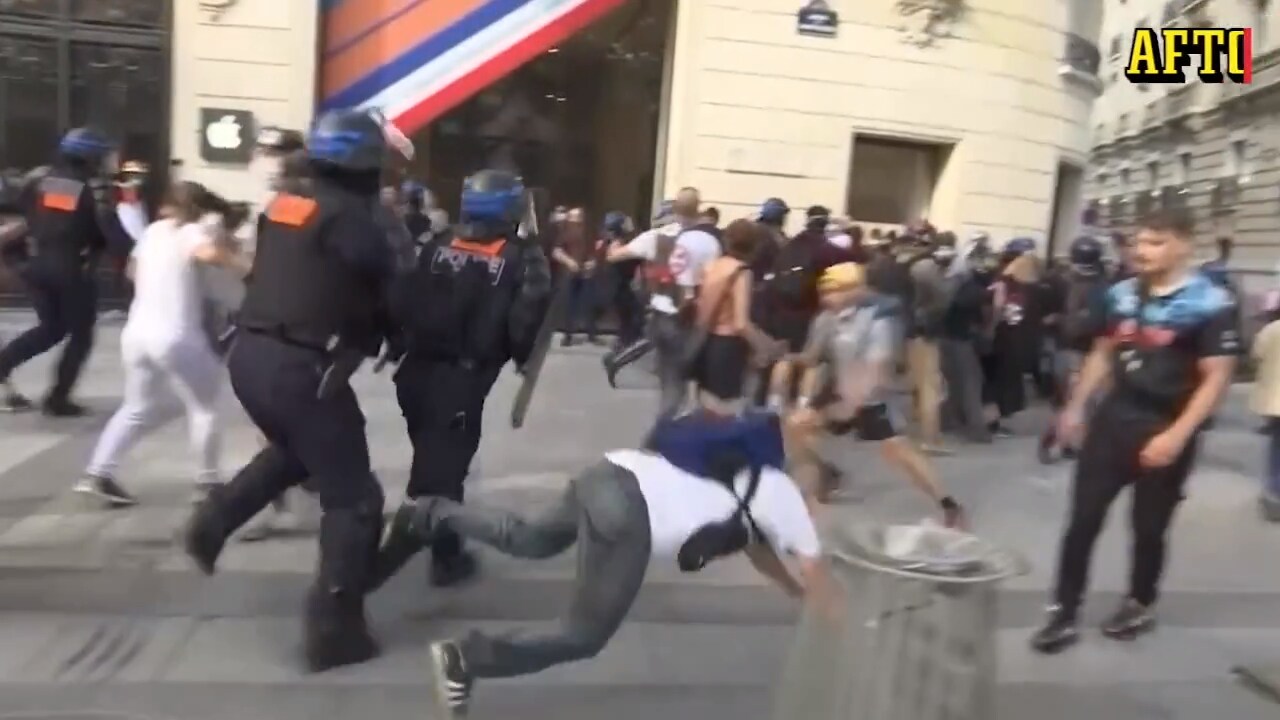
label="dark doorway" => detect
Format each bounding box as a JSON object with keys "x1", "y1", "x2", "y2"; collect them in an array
[
  {"x1": 1047, "y1": 161, "x2": 1084, "y2": 258},
  {"x1": 414, "y1": 0, "x2": 673, "y2": 228}
]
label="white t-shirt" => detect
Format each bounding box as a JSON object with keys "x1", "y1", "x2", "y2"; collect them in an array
[
  {"x1": 115, "y1": 201, "x2": 148, "y2": 245},
  {"x1": 826, "y1": 231, "x2": 852, "y2": 250},
  {"x1": 605, "y1": 449, "x2": 821, "y2": 560},
  {"x1": 125, "y1": 218, "x2": 211, "y2": 344},
  {"x1": 623, "y1": 224, "x2": 721, "y2": 314}
]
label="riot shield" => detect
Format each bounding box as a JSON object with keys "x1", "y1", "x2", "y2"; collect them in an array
[
  {"x1": 510, "y1": 274, "x2": 570, "y2": 428},
  {"x1": 510, "y1": 186, "x2": 560, "y2": 429}
]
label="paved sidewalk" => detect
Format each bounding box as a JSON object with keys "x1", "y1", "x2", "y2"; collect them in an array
[{"x1": 0, "y1": 315, "x2": 1277, "y2": 718}]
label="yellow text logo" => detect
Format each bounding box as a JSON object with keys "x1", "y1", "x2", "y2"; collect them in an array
[{"x1": 1124, "y1": 27, "x2": 1254, "y2": 84}]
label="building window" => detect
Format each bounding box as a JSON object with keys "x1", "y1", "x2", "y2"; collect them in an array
[
  {"x1": 1109, "y1": 35, "x2": 1122, "y2": 58},
  {"x1": 70, "y1": 43, "x2": 166, "y2": 162},
  {"x1": 0, "y1": 0, "x2": 169, "y2": 307},
  {"x1": 0, "y1": 36, "x2": 59, "y2": 170},
  {"x1": 1147, "y1": 159, "x2": 1160, "y2": 189},
  {"x1": 1119, "y1": 167, "x2": 1130, "y2": 188},
  {"x1": 73, "y1": 0, "x2": 167, "y2": 27},
  {"x1": 1227, "y1": 139, "x2": 1249, "y2": 179},
  {"x1": 1176, "y1": 151, "x2": 1192, "y2": 184},
  {"x1": 1063, "y1": 33, "x2": 1101, "y2": 76},
  {"x1": 0, "y1": 1, "x2": 169, "y2": 170},
  {"x1": 0, "y1": 0, "x2": 60, "y2": 19},
  {"x1": 847, "y1": 136, "x2": 953, "y2": 225}
]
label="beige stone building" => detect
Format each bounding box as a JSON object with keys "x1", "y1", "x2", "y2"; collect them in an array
[
  {"x1": 1087, "y1": 0, "x2": 1279, "y2": 270},
  {"x1": 660, "y1": 0, "x2": 1105, "y2": 246},
  {"x1": 169, "y1": 1, "x2": 319, "y2": 202},
  {"x1": 0, "y1": 0, "x2": 1106, "y2": 252},
  {"x1": 169, "y1": 0, "x2": 1106, "y2": 250}
]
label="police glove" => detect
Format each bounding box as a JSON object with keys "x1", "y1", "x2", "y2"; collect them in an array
[{"x1": 317, "y1": 346, "x2": 365, "y2": 400}]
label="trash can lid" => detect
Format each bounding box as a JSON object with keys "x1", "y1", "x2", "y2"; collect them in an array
[{"x1": 829, "y1": 522, "x2": 1027, "y2": 583}]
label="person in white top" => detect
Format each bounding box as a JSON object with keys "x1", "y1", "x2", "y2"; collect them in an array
[
  {"x1": 603, "y1": 189, "x2": 721, "y2": 416},
  {"x1": 403, "y1": 410, "x2": 825, "y2": 718},
  {"x1": 77, "y1": 181, "x2": 249, "y2": 507}
]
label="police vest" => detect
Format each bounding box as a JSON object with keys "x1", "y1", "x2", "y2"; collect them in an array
[
  {"x1": 29, "y1": 172, "x2": 101, "y2": 264},
  {"x1": 402, "y1": 232, "x2": 524, "y2": 364},
  {"x1": 237, "y1": 190, "x2": 381, "y2": 350}
]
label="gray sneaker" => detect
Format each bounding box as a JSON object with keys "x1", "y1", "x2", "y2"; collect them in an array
[{"x1": 74, "y1": 474, "x2": 138, "y2": 508}]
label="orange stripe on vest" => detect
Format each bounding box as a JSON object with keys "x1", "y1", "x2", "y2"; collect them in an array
[{"x1": 450, "y1": 237, "x2": 506, "y2": 257}]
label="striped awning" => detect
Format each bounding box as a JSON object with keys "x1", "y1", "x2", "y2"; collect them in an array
[{"x1": 319, "y1": 0, "x2": 627, "y2": 134}]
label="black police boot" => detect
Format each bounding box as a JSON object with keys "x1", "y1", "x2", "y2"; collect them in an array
[
  {"x1": 185, "y1": 450, "x2": 300, "y2": 573},
  {"x1": 306, "y1": 508, "x2": 382, "y2": 672},
  {"x1": 184, "y1": 484, "x2": 232, "y2": 575},
  {"x1": 42, "y1": 395, "x2": 88, "y2": 418},
  {"x1": 366, "y1": 503, "x2": 428, "y2": 592}
]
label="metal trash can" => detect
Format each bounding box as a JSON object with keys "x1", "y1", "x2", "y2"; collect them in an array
[{"x1": 773, "y1": 522, "x2": 1028, "y2": 720}]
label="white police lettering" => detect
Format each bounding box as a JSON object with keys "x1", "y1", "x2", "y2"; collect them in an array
[{"x1": 431, "y1": 245, "x2": 506, "y2": 285}]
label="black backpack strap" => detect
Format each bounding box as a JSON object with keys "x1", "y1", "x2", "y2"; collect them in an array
[{"x1": 731, "y1": 464, "x2": 768, "y2": 546}]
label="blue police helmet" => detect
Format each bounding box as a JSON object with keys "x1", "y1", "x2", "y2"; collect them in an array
[
  {"x1": 1069, "y1": 235, "x2": 1103, "y2": 272},
  {"x1": 758, "y1": 197, "x2": 789, "y2": 224},
  {"x1": 306, "y1": 109, "x2": 387, "y2": 173},
  {"x1": 1005, "y1": 237, "x2": 1036, "y2": 255},
  {"x1": 58, "y1": 127, "x2": 113, "y2": 163},
  {"x1": 460, "y1": 169, "x2": 525, "y2": 223},
  {"x1": 603, "y1": 211, "x2": 633, "y2": 235}
]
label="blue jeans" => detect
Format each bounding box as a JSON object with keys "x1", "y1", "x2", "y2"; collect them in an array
[{"x1": 1266, "y1": 419, "x2": 1280, "y2": 499}]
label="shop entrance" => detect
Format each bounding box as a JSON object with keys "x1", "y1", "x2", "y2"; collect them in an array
[{"x1": 411, "y1": 0, "x2": 674, "y2": 226}]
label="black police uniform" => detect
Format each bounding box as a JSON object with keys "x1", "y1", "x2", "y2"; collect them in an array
[
  {"x1": 0, "y1": 149, "x2": 113, "y2": 414},
  {"x1": 372, "y1": 182, "x2": 550, "y2": 590},
  {"x1": 183, "y1": 110, "x2": 395, "y2": 673}
]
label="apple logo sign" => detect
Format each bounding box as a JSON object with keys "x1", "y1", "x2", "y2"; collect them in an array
[
  {"x1": 206, "y1": 115, "x2": 242, "y2": 150},
  {"x1": 199, "y1": 108, "x2": 254, "y2": 164}
]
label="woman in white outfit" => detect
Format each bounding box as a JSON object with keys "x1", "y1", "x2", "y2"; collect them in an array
[{"x1": 77, "y1": 182, "x2": 248, "y2": 506}]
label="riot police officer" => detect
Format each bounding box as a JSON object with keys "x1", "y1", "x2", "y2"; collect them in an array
[
  {"x1": 0, "y1": 128, "x2": 117, "y2": 415},
  {"x1": 369, "y1": 168, "x2": 551, "y2": 590},
  {"x1": 182, "y1": 108, "x2": 395, "y2": 672}
]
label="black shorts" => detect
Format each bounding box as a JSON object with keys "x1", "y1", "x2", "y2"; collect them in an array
[
  {"x1": 813, "y1": 386, "x2": 900, "y2": 441},
  {"x1": 693, "y1": 334, "x2": 749, "y2": 401}
]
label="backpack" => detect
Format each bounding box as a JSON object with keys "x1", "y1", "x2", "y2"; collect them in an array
[
  {"x1": 642, "y1": 411, "x2": 783, "y2": 572},
  {"x1": 769, "y1": 234, "x2": 820, "y2": 308},
  {"x1": 642, "y1": 228, "x2": 688, "y2": 315}
]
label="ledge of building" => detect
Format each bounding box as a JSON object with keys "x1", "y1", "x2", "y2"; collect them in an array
[{"x1": 1057, "y1": 65, "x2": 1103, "y2": 95}]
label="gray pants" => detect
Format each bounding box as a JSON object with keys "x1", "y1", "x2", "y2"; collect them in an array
[
  {"x1": 940, "y1": 337, "x2": 989, "y2": 441},
  {"x1": 434, "y1": 459, "x2": 652, "y2": 679},
  {"x1": 649, "y1": 311, "x2": 689, "y2": 419}
]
